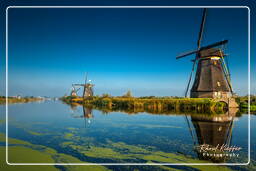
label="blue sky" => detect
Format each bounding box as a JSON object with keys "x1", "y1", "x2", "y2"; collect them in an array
[{"x1": 0, "y1": 2, "x2": 254, "y2": 97}]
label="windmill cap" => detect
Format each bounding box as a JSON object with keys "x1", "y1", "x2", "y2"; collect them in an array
[{"x1": 199, "y1": 48, "x2": 223, "y2": 58}]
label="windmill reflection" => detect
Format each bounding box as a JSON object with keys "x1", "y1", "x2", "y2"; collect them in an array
[
  {"x1": 186, "y1": 108, "x2": 238, "y2": 163},
  {"x1": 83, "y1": 106, "x2": 94, "y2": 126},
  {"x1": 69, "y1": 103, "x2": 79, "y2": 112},
  {"x1": 70, "y1": 105, "x2": 94, "y2": 127}
]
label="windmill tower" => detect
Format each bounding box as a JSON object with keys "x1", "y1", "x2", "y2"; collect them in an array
[
  {"x1": 176, "y1": 9, "x2": 236, "y2": 103},
  {"x1": 73, "y1": 73, "x2": 94, "y2": 98}
]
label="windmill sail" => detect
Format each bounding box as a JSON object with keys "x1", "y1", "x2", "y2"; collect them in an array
[{"x1": 184, "y1": 8, "x2": 207, "y2": 97}]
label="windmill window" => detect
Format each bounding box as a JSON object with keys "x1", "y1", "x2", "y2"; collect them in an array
[
  {"x1": 218, "y1": 126, "x2": 222, "y2": 131},
  {"x1": 217, "y1": 81, "x2": 221, "y2": 87},
  {"x1": 218, "y1": 92, "x2": 222, "y2": 98},
  {"x1": 214, "y1": 92, "x2": 218, "y2": 96}
]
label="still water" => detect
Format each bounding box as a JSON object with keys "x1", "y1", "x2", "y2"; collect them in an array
[{"x1": 0, "y1": 100, "x2": 253, "y2": 169}]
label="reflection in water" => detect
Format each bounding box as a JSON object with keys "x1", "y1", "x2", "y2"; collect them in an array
[
  {"x1": 67, "y1": 104, "x2": 241, "y2": 163},
  {"x1": 1, "y1": 101, "x2": 251, "y2": 170},
  {"x1": 187, "y1": 108, "x2": 238, "y2": 163},
  {"x1": 70, "y1": 104, "x2": 94, "y2": 127},
  {"x1": 83, "y1": 106, "x2": 94, "y2": 126}
]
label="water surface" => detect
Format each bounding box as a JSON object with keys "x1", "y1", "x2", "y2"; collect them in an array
[{"x1": 0, "y1": 100, "x2": 253, "y2": 170}]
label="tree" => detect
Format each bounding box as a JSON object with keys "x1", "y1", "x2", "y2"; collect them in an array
[
  {"x1": 102, "y1": 93, "x2": 111, "y2": 98},
  {"x1": 123, "y1": 90, "x2": 132, "y2": 98}
]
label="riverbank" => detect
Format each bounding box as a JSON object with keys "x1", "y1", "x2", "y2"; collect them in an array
[
  {"x1": 61, "y1": 96, "x2": 230, "y2": 114},
  {"x1": 236, "y1": 95, "x2": 256, "y2": 112},
  {"x1": 0, "y1": 96, "x2": 44, "y2": 105},
  {"x1": 61, "y1": 95, "x2": 256, "y2": 114}
]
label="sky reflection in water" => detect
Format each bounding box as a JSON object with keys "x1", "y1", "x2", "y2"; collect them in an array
[{"x1": 1, "y1": 100, "x2": 251, "y2": 165}]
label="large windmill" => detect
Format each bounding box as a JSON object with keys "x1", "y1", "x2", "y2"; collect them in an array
[
  {"x1": 73, "y1": 73, "x2": 94, "y2": 98},
  {"x1": 177, "y1": 9, "x2": 234, "y2": 100}
]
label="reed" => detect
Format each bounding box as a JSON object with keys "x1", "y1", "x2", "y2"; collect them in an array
[{"x1": 61, "y1": 96, "x2": 227, "y2": 114}]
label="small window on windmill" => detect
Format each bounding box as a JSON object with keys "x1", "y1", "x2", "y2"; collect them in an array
[
  {"x1": 214, "y1": 92, "x2": 218, "y2": 97},
  {"x1": 218, "y1": 126, "x2": 222, "y2": 131},
  {"x1": 218, "y1": 91, "x2": 221, "y2": 97},
  {"x1": 217, "y1": 81, "x2": 221, "y2": 87}
]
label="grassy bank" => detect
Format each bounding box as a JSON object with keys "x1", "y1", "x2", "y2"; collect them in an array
[
  {"x1": 61, "y1": 96, "x2": 228, "y2": 114},
  {"x1": 236, "y1": 95, "x2": 256, "y2": 112},
  {"x1": 0, "y1": 96, "x2": 44, "y2": 105}
]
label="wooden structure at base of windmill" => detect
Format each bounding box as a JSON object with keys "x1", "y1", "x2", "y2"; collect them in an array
[{"x1": 176, "y1": 9, "x2": 238, "y2": 108}]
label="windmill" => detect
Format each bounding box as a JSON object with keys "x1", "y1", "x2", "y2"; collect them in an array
[
  {"x1": 176, "y1": 8, "x2": 234, "y2": 99},
  {"x1": 70, "y1": 85, "x2": 80, "y2": 97},
  {"x1": 73, "y1": 73, "x2": 94, "y2": 98}
]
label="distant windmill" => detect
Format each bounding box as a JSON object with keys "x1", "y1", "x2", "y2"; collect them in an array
[
  {"x1": 70, "y1": 85, "x2": 80, "y2": 97},
  {"x1": 176, "y1": 9, "x2": 234, "y2": 100},
  {"x1": 73, "y1": 73, "x2": 94, "y2": 98}
]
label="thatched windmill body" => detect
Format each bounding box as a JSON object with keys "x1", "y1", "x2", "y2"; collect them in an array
[
  {"x1": 73, "y1": 73, "x2": 94, "y2": 98},
  {"x1": 177, "y1": 9, "x2": 234, "y2": 100}
]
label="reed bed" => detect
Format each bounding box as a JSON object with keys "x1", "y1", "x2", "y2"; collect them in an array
[{"x1": 62, "y1": 96, "x2": 227, "y2": 114}]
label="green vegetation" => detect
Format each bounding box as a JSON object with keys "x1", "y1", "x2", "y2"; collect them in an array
[
  {"x1": 62, "y1": 93, "x2": 256, "y2": 114},
  {"x1": 61, "y1": 95, "x2": 228, "y2": 114},
  {"x1": 0, "y1": 96, "x2": 44, "y2": 105},
  {"x1": 122, "y1": 90, "x2": 132, "y2": 98},
  {"x1": 60, "y1": 138, "x2": 233, "y2": 170},
  {"x1": 27, "y1": 131, "x2": 44, "y2": 136},
  {"x1": 0, "y1": 133, "x2": 110, "y2": 171},
  {"x1": 1, "y1": 117, "x2": 254, "y2": 170},
  {"x1": 64, "y1": 133, "x2": 74, "y2": 139},
  {"x1": 8, "y1": 146, "x2": 55, "y2": 163},
  {"x1": 0, "y1": 131, "x2": 238, "y2": 170},
  {"x1": 236, "y1": 95, "x2": 256, "y2": 113}
]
